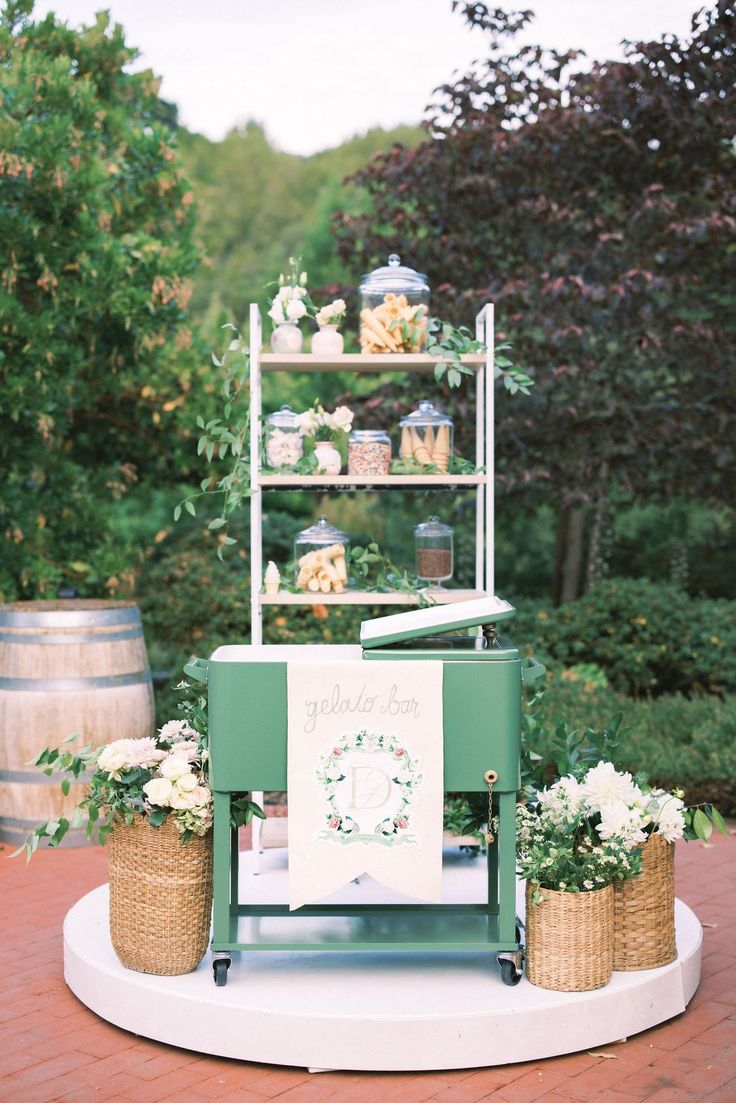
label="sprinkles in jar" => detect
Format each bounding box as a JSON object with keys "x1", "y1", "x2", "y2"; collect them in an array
[{"x1": 348, "y1": 429, "x2": 391, "y2": 476}]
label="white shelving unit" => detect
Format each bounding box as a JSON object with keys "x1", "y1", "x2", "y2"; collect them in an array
[{"x1": 248, "y1": 303, "x2": 496, "y2": 645}]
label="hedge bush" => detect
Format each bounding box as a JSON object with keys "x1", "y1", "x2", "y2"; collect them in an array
[
  {"x1": 513, "y1": 578, "x2": 736, "y2": 697},
  {"x1": 525, "y1": 678, "x2": 736, "y2": 816}
]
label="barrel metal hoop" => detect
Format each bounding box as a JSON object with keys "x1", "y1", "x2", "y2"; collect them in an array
[
  {"x1": 0, "y1": 628, "x2": 143, "y2": 645},
  {"x1": 0, "y1": 607, "x2": 141, "y2": 628},
  {"x1": 0, "y1": 768, "x2": 94, "y2": 784},
  {"x1": 0, "y1": 816, "x2": 54, "y2": 829},
  {"x1": 0, "y1": 671, "x2": 152, "y2": 691}
]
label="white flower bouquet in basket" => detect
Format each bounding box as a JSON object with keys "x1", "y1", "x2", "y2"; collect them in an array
[
  {"x1": 519, "y1": 761, "x2": 647, "y2": 992},
  {"x1": 14, "y1": 691, "x2": 263, "y2": 856},
  {"x1": 517, "y1": 763, "x2": 645, "y2": 904},
  {"x1": 14, "y1": 687, "x2": 265, "y2": 975}
]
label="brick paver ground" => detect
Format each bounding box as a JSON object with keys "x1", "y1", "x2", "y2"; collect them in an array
[{"x1": 1, "y1": 829, "x2": 734, "y2": 1103}]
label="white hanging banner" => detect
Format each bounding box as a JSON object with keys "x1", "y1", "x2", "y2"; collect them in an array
[{"x1": 287, "y1": 660, "x2": 444, "y2": 911}]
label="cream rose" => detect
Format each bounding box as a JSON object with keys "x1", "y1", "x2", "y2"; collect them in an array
[
  {"x1": 175, "y1": 771, "x2": 198, "y2": 793},
  {"x1": 286, "y1": 299, "x2": 307, "y2": 321},
  {"x1": 143, "y1": 777, "x2": 173, "y2": 806},
  {"x1": 170, "y1": 788, "x2": 197, "y2": 810},
  {"x1": 125, "y1": 738, "x2": 167, "y2": 768},
  {"x1": 168, "y1": 739, "x2": 199, "y2": 763},
  {"x1": 96, "y1": 742, "x2": 130, "y2": 776},
  {"x1": 159, "y1": 755, "x2": 192, "y2": 781},
  {"x1": 191, "y1": 784, "x2": 212, "y2": 806},
  {"x1": 158, "y1": 720, "x2": 196, "y2": 741}
]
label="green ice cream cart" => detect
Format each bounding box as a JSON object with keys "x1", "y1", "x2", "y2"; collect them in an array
[{"x1": 185, "y1": 596, "x2": 545, "y2": 987}]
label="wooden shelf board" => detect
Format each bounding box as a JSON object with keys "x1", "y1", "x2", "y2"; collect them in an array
[
  {"x1": 260, "y1": 590, "x2": 487, "y2": 606},
  {"x1": 259, "y1": 352, "x2": 486, "y2": 374},
  {"x1": 258, "y1": 474, "x2": 485, "y2": 488}
]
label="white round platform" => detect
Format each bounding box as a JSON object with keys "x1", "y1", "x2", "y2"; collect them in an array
[{"x1": 64, "y1": 848, "x2": 702, "y2": 1072}]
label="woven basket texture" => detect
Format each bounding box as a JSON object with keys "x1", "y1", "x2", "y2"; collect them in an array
[
  {"x1": 613, "y1": 832, "x2": 676, "y2": 971},
  {"x1": 107, "y1": 815, "x2": 213, "y2": 975},
  {"x1": 525, "y1": 882, "x2": 613, "y2": 991}
]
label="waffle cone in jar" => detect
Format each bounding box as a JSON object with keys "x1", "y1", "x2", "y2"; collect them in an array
[
  {"x1": 433, "y1": 424, "x2": 450, "y2": 453},
  {"x1": 423, "y1": 425, "x2": 435, "y2": 453},
  {"x1": 411, "y1": 427, "x2": 432, "y2": 466},
  {"x1": 400, "y1": 427, "x2": 413, "y2": 460}
]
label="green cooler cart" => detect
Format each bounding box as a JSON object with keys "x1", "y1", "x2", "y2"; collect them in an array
[{"x1": 185, "y1": 596, "x2": 544, "y2": 987}]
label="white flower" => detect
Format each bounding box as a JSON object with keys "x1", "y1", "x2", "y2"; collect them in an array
[
  {"x1": 316, "y1": 298, "x2": 346, "y2": 326},
  {"x1": 581, "y1": 762, "x2": 642, "y2": 815},
  {"x1": 97, "y1": 741, "x2": 132, "y2": 777},
  {"x1": 295, "y1": 408, "x2": 320, "y2": 435},
  {"x1": 286, "y1": 299, "x2": 306, "y2": 321},
  {"x1": 175, "y1": 771, "x2": 198, "y2": 793},
  {"x1": 650, "y1": 792, "x2": 686, "y2": 842},
  {"x1": 144, "y1": 777, "x2": 173, "y2": 806},
  {"x1": 159, "y1": 754, "x2": 193, "y2": 781},
  {"x1": 268, "y1": 301, "x2": 286, "y2": 324},
  {"x1": 537, "y1": 775, "x2": 585, "y2": 824},
  {"x1": 170, "y1": 788, "x2": 197, "y2": 810},
  {"x1": 277, "y1": 285, "x2": 292, "y2": 303},
  {"x1": 328, "y1": 405, "x2": 354, "y2": 433},
  {"x1": 596, "y1": 801, "x2": 648, "y2": 847},
  {"x1": 158, "y1": 719, "x2": 197, "y2": 742},
  {"x1": 168, "y1": 739, "x2": 199, "y2": 763},
  {"x1": 125, "y1": 738, "x2": 167, "y2": 768},
  {"x1": 191, "y1": 784, "x2": 211, "y2": 806},
  {"x1": 326, "y1": 764, "x2": 343, "y2": 781}
]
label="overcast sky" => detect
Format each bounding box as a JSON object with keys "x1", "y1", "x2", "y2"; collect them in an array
[{"x1": 33, "y1": 0, "x2": 701, "y2": 155}]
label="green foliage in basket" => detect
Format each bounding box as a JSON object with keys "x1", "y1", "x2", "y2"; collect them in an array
[
  {"x1": 517, "y1": 785, "x2": 642, "y2": 905},
  {"x1": 12, "y1": 681, "x2": 264, "y2": 859}
]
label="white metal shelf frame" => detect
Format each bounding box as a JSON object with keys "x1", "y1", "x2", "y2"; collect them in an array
[{"x1": 249, "y1": 303, "x2": 495, "y2": 645}]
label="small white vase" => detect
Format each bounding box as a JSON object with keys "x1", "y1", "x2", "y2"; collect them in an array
[
  {"x1": 311, "y1": 325, "x2": 344, "y2": 356},
  {"x1": 271, "y1": 323, "x2": 303, "y2": 354},
  {"x1": 314, "y1": 440, "x2": 342, "y2": 475}
]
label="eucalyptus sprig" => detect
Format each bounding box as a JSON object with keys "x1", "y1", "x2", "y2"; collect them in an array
[
  {"x1": 426, "y1": 316, "x2": 534, "y2": 394},
  {"x1": 349, "y1": 542, "x2": 434, "y2": 602},
  {"x1": 175, "y1": 325, "x2": 251, "y2": 560},
  {"x1": 389, "y1": 455, "x2": 480, "y2": 476}
]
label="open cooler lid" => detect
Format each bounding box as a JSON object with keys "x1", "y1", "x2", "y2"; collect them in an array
[{"x1": 360, "y1": 595, "x2": 515, "y2": 650}]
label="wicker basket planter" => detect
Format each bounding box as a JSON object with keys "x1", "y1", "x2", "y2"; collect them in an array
[
  {"x1": 107, "y1": 815, "x2": 213, "y2": 975},
  {"x1": 613, "y1": 833, "x2": 676, "y2": 971},
  {"x1": 525, "y1": 883, "x2": 613, "y2": 991}
]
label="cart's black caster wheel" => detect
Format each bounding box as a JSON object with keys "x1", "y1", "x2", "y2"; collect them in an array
[
  {"x1": 498, "y1": 957, "x2": 522, "y2": 986},
  {"x1": 213, "y1": 958, "x2": 231, "y2": 987}
]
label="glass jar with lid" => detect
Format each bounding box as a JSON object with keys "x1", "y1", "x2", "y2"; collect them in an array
[
  {"x1": 399, "y1": 400, "x2": 453, "y2": 471},
  {"x1": 415, "y1": 516, "x2": 454, "y2": 589},
  {"x1": 294, "y1": 516, "x2": 351, "y2": 594},
  {"x1": 359, "y1": 254, "x2": 430, "y2": 354},
  {"x1": 348, "y1": 429, "x2": 392, "y2": 476},
  {"x1": 264, "y1": 405, "x2": 303, "y2": 469}
]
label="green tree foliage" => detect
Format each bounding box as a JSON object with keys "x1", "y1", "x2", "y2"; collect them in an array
[
  {"x1": 0, "y1": 0, "x2": 203, "y2": 599},
  {"x1": 333, "y1": 2, "x2": 736, "y2": 594},
  {"x1": 177, "y1": 121, "x2": 423, "y2": 323}
]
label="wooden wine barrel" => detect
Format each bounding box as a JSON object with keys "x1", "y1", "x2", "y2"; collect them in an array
[{"x1": 0, "y1": 601, "x2": 155, "y2": 846}]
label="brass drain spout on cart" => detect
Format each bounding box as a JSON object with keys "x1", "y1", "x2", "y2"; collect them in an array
[{"x1": 484, "y1": 769, "x2": 498, "y2": 844}]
